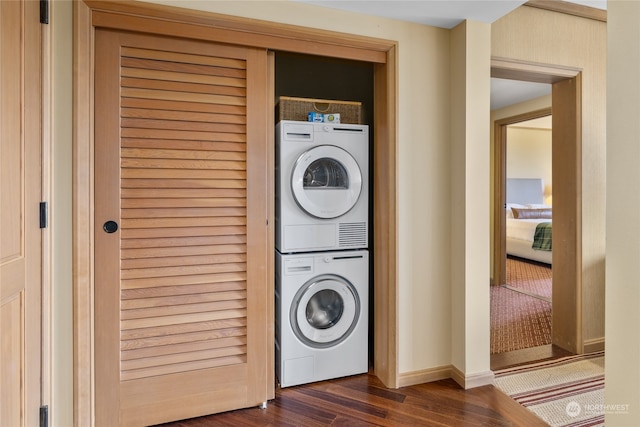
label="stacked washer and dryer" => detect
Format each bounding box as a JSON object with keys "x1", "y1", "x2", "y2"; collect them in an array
[{"x1": 275, "y1": 120, "x2": 370, "y2": 388}]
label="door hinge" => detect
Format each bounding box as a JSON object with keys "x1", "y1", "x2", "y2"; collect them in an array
[
  {"x1": 40, "y1": 405, "x2": 48, "y2": 427},
  {"x1": 40, "y1": 0, "x2": 49, "y2": 24},
  {"x1": 39, "y1": 202, "x2": 48, "y2": 229}
]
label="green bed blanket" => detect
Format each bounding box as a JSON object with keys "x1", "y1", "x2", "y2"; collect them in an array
[{"x1": 532, "y1": 222, "x2": 552, "y2": 251}]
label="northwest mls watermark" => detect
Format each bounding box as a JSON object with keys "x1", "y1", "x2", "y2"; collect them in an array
[{"x1": 566, "y1": 401, "x2": 630, "y2": 417}]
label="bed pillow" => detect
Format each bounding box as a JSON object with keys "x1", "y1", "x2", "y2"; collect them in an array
[
  {"x1": 511, "y1": 207, "x2": 552, "y2": 219},
  {"x1": 505, "y1": 203, "x2": 527, "y2": 218}
]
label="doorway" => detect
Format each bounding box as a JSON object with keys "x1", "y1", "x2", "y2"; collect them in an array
[
  {"x1": 491, "y1": 58, "x2": 583, "y2": 367},
  {"x1": 491, "y1": 106, "x2": 554, "y2": 362}
]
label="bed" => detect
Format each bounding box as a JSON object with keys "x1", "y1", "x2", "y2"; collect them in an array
[{"x1": 505, "y1": 178, "x2": 552, "y2": 265}]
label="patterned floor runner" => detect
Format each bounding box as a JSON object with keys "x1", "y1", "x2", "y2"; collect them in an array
[{"x1": 494, "y1": 352, "x2": 605, "y2": 427}]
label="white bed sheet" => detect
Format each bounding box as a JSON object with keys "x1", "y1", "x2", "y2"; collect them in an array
[
  {"x1": 506, "y1": 218, "x2": 551, "y2": 242},
  {"x1": 506, "y1": 218, "x2": 552, "y2": 265}
]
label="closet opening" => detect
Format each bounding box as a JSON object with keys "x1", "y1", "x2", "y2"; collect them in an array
[{"x1": 274, "y1": 51, "x2": 376, "y2": 365}]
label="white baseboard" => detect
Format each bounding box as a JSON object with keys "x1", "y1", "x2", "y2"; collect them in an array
[
  {"x1": 451, "y1": 365, "x2": 495, "y2": 389},
  {"x1": 398, "y1": 365, "x2": 495, "y2": 389}
]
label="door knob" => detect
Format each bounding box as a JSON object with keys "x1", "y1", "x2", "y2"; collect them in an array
[{"x1": 103, "y1": 220, "x2": 118, "y2": 233}]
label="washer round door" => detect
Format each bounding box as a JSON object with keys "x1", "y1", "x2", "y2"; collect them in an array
[
  {"x1": 290, "y1": 274, "x2": 360, "y2": 349},
  {"x1": 291, "y1": 145, "x2": 362, "y2": 219}
]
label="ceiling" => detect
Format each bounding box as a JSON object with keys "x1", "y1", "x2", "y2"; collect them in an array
[
  {"x1": 296, "y1": 0, "x2": 528, "y2": 29},
  {"x1": 294, "y1": 0, "x2": 606, "y2": 110},
  {"x1": 295, "y1": 0, "x2": 606, "y2": 29},
  {"x1": 491, "y1": 78, "x2": 550, "y2": 111}
]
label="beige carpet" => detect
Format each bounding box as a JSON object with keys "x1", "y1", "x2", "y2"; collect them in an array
[{"x1": 494, "y1": 352, "x2": 605, "y2": 427}]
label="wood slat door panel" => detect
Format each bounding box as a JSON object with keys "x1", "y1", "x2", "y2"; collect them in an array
[{"x1": 95, "y1": 29, "x2": 269, "y2": 426}]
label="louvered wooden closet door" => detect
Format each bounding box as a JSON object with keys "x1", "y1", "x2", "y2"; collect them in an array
[{"x1": 94, "y1": 29, "x2": 269, "y2": 427}]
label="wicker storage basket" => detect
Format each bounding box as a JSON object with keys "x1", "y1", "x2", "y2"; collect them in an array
[{"x1": 276, "y1": 96, "x2": 362, "y2": 124}]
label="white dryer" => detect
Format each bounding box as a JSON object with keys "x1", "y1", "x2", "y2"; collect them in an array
[
  {"x1": 275, "y1": 250, "x2": 369, "y2": 388},
  {"x1": 276, "y1": 120, "x2": 369, "y2": 253}
]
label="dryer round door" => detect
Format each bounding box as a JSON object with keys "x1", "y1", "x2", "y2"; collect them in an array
[
  {"x1": 290, "y1": 274, "x2": 360, "y2": 349},
  {"x1": 291, "y1": 145, "x2": 362, "y2": 219}
]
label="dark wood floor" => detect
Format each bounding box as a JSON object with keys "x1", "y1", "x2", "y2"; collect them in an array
[
  {"x1": 156, "y1": 372, "x2": 548, "y2": 427},
  {"x1": 155, "y1": 271, "x2": 571, "y2": 426},
  {"x1": 158, "y1": 269, "x2": 568, "y2": 427}
]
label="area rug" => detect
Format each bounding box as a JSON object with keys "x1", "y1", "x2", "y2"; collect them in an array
[{"x1": 494, "y1": 351, "x2": 605, "y2": 427}]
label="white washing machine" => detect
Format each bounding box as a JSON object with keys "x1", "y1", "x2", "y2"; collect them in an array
[
  {"x1": 275, "y1": 250, "x2": 369, "y2": 388},
  {"x1": 276, "y1": 120, "x2": 369, "y2": 253}
]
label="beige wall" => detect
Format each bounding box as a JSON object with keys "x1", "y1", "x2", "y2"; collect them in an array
[
  {"x1": 492, "y1": 5, "x2": 606, "y2": 347},
  {"x1": 506, "y1": 127, "x2": 553, "y2": 200},
  {"x1": 450, "y1": 20, "x2": 492, "y2": 384},
  {"x1": 606, "y1": 1, "x2": 640, "y2": 424}
]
